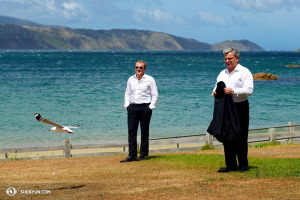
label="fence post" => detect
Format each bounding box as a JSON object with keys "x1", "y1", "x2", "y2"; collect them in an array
[
  {"x1": 206, "y1": 132, "x2": 213, "y2": 147},
  {"x1": 269, "y1": 128, "x2": 276, "y2": 143},
  {"x1": 288, "y1": 122, "x2": 295, "y2": 132},
  {"x1": 137, "y1": 136, "x2": 141, "y2": 152},
  {"x1": 64, "y1": 139, "x2": 71, "y2": 158}
]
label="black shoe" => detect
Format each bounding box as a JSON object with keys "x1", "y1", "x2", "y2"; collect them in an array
[
  {"x1": 217, "y1": 168, "x2": 238, "y2": 173},
  {"x1": 137, "y1": 156, "x2": 145, "y2": 161},
  {"x1": 239, "y1": 167, "x2": 249, "y2": 173},
  {"x1": 120, "y1": 156, "x2": 138, "y2": 163}
]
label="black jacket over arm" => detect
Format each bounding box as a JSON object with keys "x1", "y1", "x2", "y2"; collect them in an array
[{"x1": 207, "y1": 81, "x2": 240, "y2": 143}]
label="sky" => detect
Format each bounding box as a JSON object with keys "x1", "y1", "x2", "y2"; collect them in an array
[{"x1": 0, "y1": 0, "x2": 300, "y2": 51}]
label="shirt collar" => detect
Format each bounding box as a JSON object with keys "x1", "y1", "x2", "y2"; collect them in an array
[
  {"x1": 133, "y1": 74, "x2": 146, "y2": 80},
  {"x1": 225, "y1": 64, "x2": 241, "y2": 74}
]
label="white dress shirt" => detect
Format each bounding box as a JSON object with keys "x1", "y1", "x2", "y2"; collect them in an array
[
  {"x1": 124, "y1": 74, "x2": 159, "y2": 109},
  {"x1": 213, "y1": 64, "x2": 254, "y2": 103}
]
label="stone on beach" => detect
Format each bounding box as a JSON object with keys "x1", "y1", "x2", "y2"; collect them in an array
[{"x1": 253, "y1": 73, "x2": 278, "y2": 80}]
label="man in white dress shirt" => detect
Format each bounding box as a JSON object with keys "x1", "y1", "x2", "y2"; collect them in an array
[
  {"x1": 120, "y1": 60, "x2": 159, "y2": 162},
  {"x1": 213, "y1": 47, "x2": 254, "y2": 172}
]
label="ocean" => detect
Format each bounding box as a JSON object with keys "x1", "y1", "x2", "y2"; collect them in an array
[{"x1": 0, "y1": 50, "x2": 300, "y2": 148}]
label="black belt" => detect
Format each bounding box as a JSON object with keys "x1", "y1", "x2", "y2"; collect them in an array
[
  {"x1": 131, "y1": 103, "x2": 150, "y2": 106},
  {"x1": 234, "y1": 100, "x2": 248, "y2": 105}
]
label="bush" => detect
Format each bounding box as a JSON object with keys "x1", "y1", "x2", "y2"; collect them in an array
[{"x1": 201, "y1": 144, "x2": 214, "y2": 151}]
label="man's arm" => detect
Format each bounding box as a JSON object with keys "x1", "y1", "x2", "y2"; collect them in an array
[
  {"x1": 124, "y1": 80, "x2": 131, "y2": 109},
  {"x1": 232, "y1": 70, "x2": 253, "y2": 96},
  {"x1": 149, "y1": 78, "x2": 158, "y2": 109}
]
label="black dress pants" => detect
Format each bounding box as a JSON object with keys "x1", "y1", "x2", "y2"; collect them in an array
[
  {"x1": 127, "y1": 103, "x2": 152, "y2": 157},
  {"x1": 223, "y1": 100, "x2": 249, "y2": 170}
]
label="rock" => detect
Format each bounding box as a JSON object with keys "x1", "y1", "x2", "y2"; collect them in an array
[
  {"x1": 253, "y1": 73, "x2": 278, "y2": 80},
  {"x1": 287, "y1": 64, "x2": 300, "y2": 67}
]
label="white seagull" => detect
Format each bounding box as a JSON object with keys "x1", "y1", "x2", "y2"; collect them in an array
[{"x1": 34, "y1": 113, "x2": 81, "y2": 134}]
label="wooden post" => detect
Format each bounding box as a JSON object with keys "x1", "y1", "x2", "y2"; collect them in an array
[
  {"x1": 123, "y1": 147, "x2": 126, "y2": 152},
  {"x1": 269, "y1": 128, "x2": 276, "y2": 143},
  {"x1": 64, "y1": 139, "x2": 71, "y2": 158},
  {"x1": 5, "y1": 153, "x2": 8, "y2": 159},
  {"x1": 137, "y1": 136, "x2": 141, "y2": 151},
  {"x1": 206, "y1": 132, "x2": 213, "y2": 147},
  {"x1": 288, "y1": 122, "x2": 295, "y2": 132},
  {"x1": 288, "y1": 122, "x2": 295, "y2": 143}
]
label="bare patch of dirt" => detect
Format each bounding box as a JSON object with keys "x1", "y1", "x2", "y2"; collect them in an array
[{"x1": 1, "y1": 144, "x2": 300, "y2": 199}]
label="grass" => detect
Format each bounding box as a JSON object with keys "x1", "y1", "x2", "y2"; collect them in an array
[
  {"x1": 201, "y1": 144, "x2": 214, "y2": 151},
  {"x1": 252, "y1": 142, "x2": 280, "y2": 148},
  {"x1": 149, "y1": 153, "x2": 300, "y2": 179},
  {"x1": 1, "y1": 144, "x2": 300, "y2": 199}
]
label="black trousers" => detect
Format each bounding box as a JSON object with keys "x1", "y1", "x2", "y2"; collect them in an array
[
  {"x1": 127, "y1": 103, "x2": 152, "y2": 157},
  {"x1": 223, "y1": 100, "x2": 249, "y2": 170}
]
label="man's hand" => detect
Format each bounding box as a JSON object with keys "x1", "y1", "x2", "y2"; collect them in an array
[
  {"x1": 213, "y1": 91, "x2": 217, "y2": 97},
  {"x1": 224, "y1": 87, "x2": 233, "y2": 95}
]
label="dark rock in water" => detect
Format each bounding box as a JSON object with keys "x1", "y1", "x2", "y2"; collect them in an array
[
  {"x1": 253, "y1": 73, "x2": 278, "y2": 80},
  {"x1": 287, "y1": 64, "x2": 300, "y2": 67}
]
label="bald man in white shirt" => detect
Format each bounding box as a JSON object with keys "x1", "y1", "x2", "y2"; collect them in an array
[
  {"x1": 121, "y1": 60, "x2": 159, "y2": 162},
  {"x1": 213, "y1": 47, "x2": 254, "y2": 173}
]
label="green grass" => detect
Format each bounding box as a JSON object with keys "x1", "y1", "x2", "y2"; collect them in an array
[
  {"x1": 149, "y1": 154, "x2": 300, "y2": 179},
  {"x1": 201, "y1": 144, "x2": 214, "y2": 151},
  {"x1": 251, "y1": 142, "x2": 279, "y2": 148}
]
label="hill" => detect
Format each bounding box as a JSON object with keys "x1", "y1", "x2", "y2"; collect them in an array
[
  {"x1": 0, "y1": 15, "x2": 57, "y2": 28},
  {"x1": 0, "y1": 15, "x2": 264, "y2": 51},
  {"x1": 0, "y1": 24, "x2": 55, "y2": 49},
  {"x1": 0, "y1": 24, "x2": 213, "y2": 50},
  {"x1": 212, "y1": 39, "x2": 264, "y2": 51}
]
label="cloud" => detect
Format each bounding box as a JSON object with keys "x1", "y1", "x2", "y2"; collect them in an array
[
  {"x1": 132, "y1": 9, "x2": 190, "y2": 28},
  {"x1": 195, "y1": 11, "x2": 226, "y2": 27},
  {"x1": 61, "y1": 1, "x2": 91, "y2": 21},
  {"x1": 0, "y1": 0, "x2": 91, "y2": 24},
  {"x1": 228, "y1": 0, "x2": 300, "y2": 12}
]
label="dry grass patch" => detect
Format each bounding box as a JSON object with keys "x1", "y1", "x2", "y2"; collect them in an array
[{"x1": 0, "y1": 144, "x2": 300, "y2": 199}]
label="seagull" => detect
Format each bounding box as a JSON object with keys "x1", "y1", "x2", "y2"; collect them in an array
[{"x1": 34, "y1": 113, "x2": 81, "y2": 134}]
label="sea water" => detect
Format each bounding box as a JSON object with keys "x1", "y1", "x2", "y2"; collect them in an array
[{"x1": 0, "y1": 50, "x2": 300, "y2": 148}]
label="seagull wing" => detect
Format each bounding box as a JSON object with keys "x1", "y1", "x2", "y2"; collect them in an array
[
  {"x1": 66, "y1": 124, "x2": 82, "y2": 129},
  {"x1": 34, "y1": 113, "x2": 64, "y2": 128}
]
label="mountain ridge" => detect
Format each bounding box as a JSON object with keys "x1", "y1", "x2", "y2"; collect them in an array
[{"x1": 0, "y1": 15, "x2": 264, "y2": 51}]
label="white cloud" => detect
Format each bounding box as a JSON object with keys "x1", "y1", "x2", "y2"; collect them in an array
[
  {"x1": 0, "y1": 0, "x2": 91, "y2": 24},
  {"x1": 132, "y1": 9, "x2": 190, "y2": 28},
  {"x1": 195, "y1": 11, "x2": 226, "y2": 27},
  {"x1": 61, "y1": 1, "x2": 91, "y2": 20},
  {"x1": 228, "y1": 0, "x2": 300, "y2": 12}
]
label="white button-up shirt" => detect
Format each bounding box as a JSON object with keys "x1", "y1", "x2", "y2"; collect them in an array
[
  {"x1": 124, "y1": 74, "x2": 159, "y2": 109},
  {"x1": 213, "y1": 64, "x2": 254, "y2": 103}
]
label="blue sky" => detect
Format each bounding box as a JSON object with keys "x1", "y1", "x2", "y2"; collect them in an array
[{"x1": 1, "y1": 0, "x2": 300, "y2": 50}]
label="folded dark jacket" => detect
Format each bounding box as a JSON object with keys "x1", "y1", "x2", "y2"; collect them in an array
[{"x1": 207, "y1": 81, "x2": 240, "y2": 143}]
